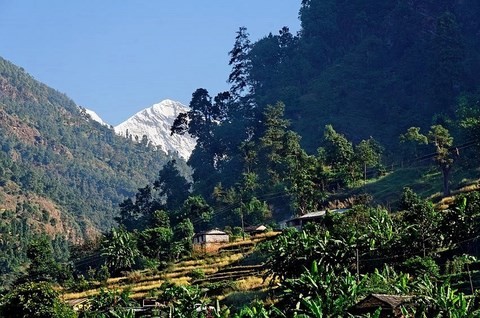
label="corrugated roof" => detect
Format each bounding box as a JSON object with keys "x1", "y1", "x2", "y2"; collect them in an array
[
  {"x1": 194, "y1": 229, "x2": 228, "y2": 236},
  {"x1": 356, "y1": 294, "x2": 413, "y2": 309},
  {"x1": 289, "y1": 208, "x2": 349, "y2": 221}
]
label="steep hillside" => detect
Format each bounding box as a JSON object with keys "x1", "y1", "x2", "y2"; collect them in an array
[
  {"x1": 0, "y1": 56, "x2": 179, "y2": 237},
  {"x1": 114, "y1": 99, "x2": 196, "y2": 160},
  {"x1": 249, "y1": 0, "x2": 480, "y2": 152}
]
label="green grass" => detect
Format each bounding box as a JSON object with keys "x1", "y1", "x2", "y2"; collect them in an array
[{"x1": 349, "y1": 164, "x2": 480, "y2": 208}]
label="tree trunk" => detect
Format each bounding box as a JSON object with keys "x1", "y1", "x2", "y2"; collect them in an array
[{"x1": 442, "y1": 166, "x2": 451, "y2": 197}]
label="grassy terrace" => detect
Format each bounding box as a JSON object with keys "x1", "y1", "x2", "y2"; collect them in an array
[{"x1": 62, "y1": 232, "x2": 280, "y2": 302}]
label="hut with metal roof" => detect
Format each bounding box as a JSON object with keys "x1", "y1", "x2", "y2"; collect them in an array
[
  {"x1": 349, "y1": 294, "x2": 413, "y2": 317},
  {"x1": 286, "y1": 209, "x2": 348, "y2": 230}
]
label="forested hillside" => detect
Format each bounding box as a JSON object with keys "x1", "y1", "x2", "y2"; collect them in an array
[
  {"x1": 0, "y1": 56, "x2": 191, "y2": 283},
  {"x1": 248, "y1": 0, "x2": 480, "y2": 152},
  {"x1": 156, "y1": 0, "x2": 480, "y2": 229}
]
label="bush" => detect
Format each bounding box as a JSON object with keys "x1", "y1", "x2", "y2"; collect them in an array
[
  {"x1": 189, "y1": 268, "x2": 206, "y2": 280},
  {"x1": 127, "y1": 271, "x2": 143, "y2": 284},
  {"x1": 402, "y1": 256, "x2": 440, "y2": 278},
  {"x1": 96, "y1": 265, "x2": 110, "y2": 285},
  {"x1": 65, "y1": 274, "x2": 91, "y2": 292},
  {"x1": 0, "y1": 281, "x2": 76, "y2": 318},
  {"x1": 203, "y1": 281, "x2": 236, "y2": 294},
  {"x1": 445, "y1": 255, "x2": 477, "y2": 275}
]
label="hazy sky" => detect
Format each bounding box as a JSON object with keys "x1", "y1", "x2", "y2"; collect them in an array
[{"x1": 0, "y1": 1, "x2": 301, "y2": 125}]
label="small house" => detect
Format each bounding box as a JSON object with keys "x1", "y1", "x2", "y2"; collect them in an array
[
  {"x1": 244, "y1": 225, "x2": 267, "y2": 236},
  {"x1": 349, "y1": 294, "x2": 413, "y2": 317},
  {"x1": 193, "y1": 229, "x2": 229, "y2": 253},
  {"x1": 286, "y1": 209, "x2": 348, "y2": 229}
]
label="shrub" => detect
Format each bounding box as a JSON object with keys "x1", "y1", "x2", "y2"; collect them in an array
[
  {"x1": 0, "y1": 281, "x2": 76, "y2": 318},
  {"x1": 189, "y1": 268, "x2": 206, "y2": 280},
  {"x1": 402, "y1": 256, "x2": 440, "y2": 278},
  {"x1": 127, "y1": 271, "x2": 143, "y2": 284},
  {"x1": 96, "y1": 265, "x2": 110, "y2": 285}
]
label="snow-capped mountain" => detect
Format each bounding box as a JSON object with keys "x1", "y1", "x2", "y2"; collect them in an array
[
  {"x1": 85, "y1": 108, "x2": 108, "y2": 126},
  {"x1": 114, "y1": 99, "x2": 196, "y2": 159}
]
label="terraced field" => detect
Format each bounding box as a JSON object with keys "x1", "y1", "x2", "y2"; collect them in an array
[{"x1": 62, "y1": 232, "x2": 279, "y2": 303}]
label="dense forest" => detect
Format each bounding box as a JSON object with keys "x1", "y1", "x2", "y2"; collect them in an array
[{"x1": 2, "y1": 0, "x2": 480, "y2": 316}]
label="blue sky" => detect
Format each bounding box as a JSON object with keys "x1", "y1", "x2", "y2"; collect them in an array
[{"x1": 0, "y1": 1, "x2": 301, "y2": 125}]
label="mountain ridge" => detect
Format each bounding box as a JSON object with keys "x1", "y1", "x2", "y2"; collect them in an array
[
  {"x1": 0, "y1": 56, "x2": 174, "y2": 236},
  {"x1": 114, "y1": 99, "x2": 196, "y2": 159}
]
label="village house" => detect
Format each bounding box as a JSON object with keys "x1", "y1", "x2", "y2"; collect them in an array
[
  {"x1": 193, "y1": 229, "x2": 230, "y2": 253},
  {"x1": 349, "y1": 294, "x2": 413, "y2": 317},
  {"x1": 286, "y1": 209, "x2": 348, "y2": 229},
  {"x1": 244, "y1": 225, "x2": 267, "y2": 236}
]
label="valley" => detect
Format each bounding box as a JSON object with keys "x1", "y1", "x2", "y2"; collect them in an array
[{"x1": 2, "y1": 0, "x2": 480, "y2": 317}]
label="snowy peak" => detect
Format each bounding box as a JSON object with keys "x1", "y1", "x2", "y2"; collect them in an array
[
  {"x1": 114, "y1": 99, "x2": 196, "y2": 159},
  {"x1": 79, "y1": 106, "x2": 109, "y2": 126},
  {"x1": 85, "y1": 109, "x2": 108, "y2": 126}
]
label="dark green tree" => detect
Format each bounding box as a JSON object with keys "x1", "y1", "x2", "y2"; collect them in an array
[
  {"x1": 172, "y1": 219, "x2": 194, "y2": 259},
  {"x1": 323, "y1": 125, "x2": 356, "y2": 187},
  {"x1": 153, "y1": 159, "x2": 191, "y2": 213},
  {"x1": 401, "y1": 189, "x2": 443, "y2": 257},
  {"x1": 355, "y1": 137, "x2": 383, "y2": 184},
  {"x1": 116, "y1": 184, "x2": 160, "y2": 231},
  {"x1": 25, "y1": 235, "x2": 62, "y2": 283},
  {"x1": 283, "y1": 131, "x2": 326, "y2": 215},
  {"x1": 401, "y1": 125, "x2": 457, "y2": 196},
  {"x1": 137, "y1": 226, "x2": 173, "y2": 262},
  {"x1": 259, "y1": 102, "x2": 291, "y2": 185},
  {"x1": 228, "y1": 26, "x2": 253, "y2": 100},
  {"x1": 175, "y1": 195, "x2": 213, "y2": 231},
  {"x1": 171, "y1": 88, "x2": 230, "y2": 197}
]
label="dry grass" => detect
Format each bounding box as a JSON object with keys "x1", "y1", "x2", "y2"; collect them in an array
[
  {"x1": 175, "y1": 259, "x2": 207, "y2": 268},
  {"x1": 63, "y1": 235, "x2": 271, "y2": 303},
  {"x1": 235, "y1": 276, "x2": 266, "y2": 291},
  {"x1": 62, "y1": 288, "x2": 101, "y2": 300},
  {"x1": 434, "y1": 180, "x2": 480, "y2": 210}
]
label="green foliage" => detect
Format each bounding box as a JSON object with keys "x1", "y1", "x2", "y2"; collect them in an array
[
  {"x1": 189, "y1": 268, "x2": 206, "y2": 280},
  {"x1": 137, "y1": 226, "x2": 173, "y2": 261},
  {"x1": 228, "y1": 26, "x2": 253, "y2": 99},
  {"x1": 457, "y1": 92, "x2": 480, "y2": 145},
  {"x1": 101, "y1": 227, "x2": 139, "y2": 274},
  {"x1": 0, "y1": 281, "x2": 76, "y2": 318},
  {"x1": 24, "y1": 234, "x2": 71, "y2": 283},
  {"x1": 401, "y1": 124, "x2": 457, "y2": 196},
  {"x1": 160, "y1": 284, "x2": 208, "y2": 317},
  {"x1": 96, "y1": 265, "x2": 111, "y2": 285},
  {"x1": 83, "y1": 288, "x2": 137, "y2": 317},
  {"x1": 404, "y1": 278, "x2": 479, "y2": 318},
  {"x1": 401, "y1": 256, "x2": 440, "y2": 279},
  {"x1": 442, "y1": 191, "x2": 480, "y2": 246},
  {"x1": 172, "y1": 218, "x2": 194, "y2": 259},
  {"x1": 445, "y1": 254, "x2": 477, "y2": 276},
  {"x1": 261, "y1": 226, "x2": 354, "y2": 282},
  {"x1": 154, "y1": 159, "x2": 192, "y2": 214},
  {"x1": 177, "y1": 195, "x2": 214, "y2": 231},
  {"x1": 234, "y1": 301, "x2": 275, "y2": 318},
  {"x1": 401, "y1": 194, "x2": 443, "y2": 257},
  {"x1": 355, "y1": 137, "x2": 383, "y2": 183},
  {"x1": 279, "y1": 262, "x2": 362, "y2": 315}
]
